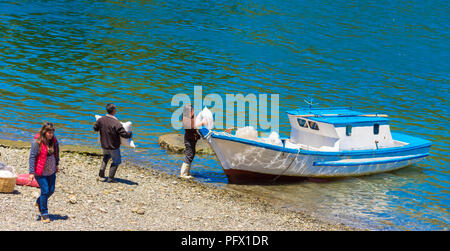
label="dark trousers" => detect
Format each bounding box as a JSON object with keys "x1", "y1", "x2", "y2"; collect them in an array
[
  {"x1": 184, "y1": 138, "x2": 198, "y2": 165},
  {"x1": 100, "y1": 148, "x2": 121, "y2": 179},
  {"x1": 35, "y1": 173, "x2": 56, "y2": 216}
]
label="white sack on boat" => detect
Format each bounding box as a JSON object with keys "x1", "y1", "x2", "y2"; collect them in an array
[
  {"x1": 95, "y1": 115, "x2": 136, "y2": 148},
  {"x1": 235, "y1": 127, "x2": 283, "y2": 146},
  {"x1": 259, "y1": 131, "x2": 283, "y2": 146},
  {"x1": 195, "y1": 107, "x2": 214, "y2": 129},
  {"x1": 235, "y1": 126, "x2": 258, "y2": 140}
]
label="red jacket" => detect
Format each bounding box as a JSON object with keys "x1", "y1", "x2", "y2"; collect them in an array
[{"x1": 31, "y1": 133, "x2": 59, "y2": 176}]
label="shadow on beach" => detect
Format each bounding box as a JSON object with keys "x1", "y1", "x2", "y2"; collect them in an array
[
  {"x1": 100, "y1": 178, "x2": 139, "y2": 186},
  {"x1": 36, "y1": 214, "x2": 69, "y2": 222}
]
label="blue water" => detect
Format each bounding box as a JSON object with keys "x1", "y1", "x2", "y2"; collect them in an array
[{"x1": 0, "y1": 0, "x2": 448, "y2": 230}]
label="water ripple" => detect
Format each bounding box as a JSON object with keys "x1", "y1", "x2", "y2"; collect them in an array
[{"x1": 0, "y1": 0, "x2": 448, "y2": 230}]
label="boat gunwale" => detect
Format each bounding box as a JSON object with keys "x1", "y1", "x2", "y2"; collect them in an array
[{"x1": 203, "y1": 129, "x2": 432, "y2": 157}]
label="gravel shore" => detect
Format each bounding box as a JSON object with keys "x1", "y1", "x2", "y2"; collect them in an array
[{"x1": 0, "y1": 145, "x2": 354, "y2": 231}]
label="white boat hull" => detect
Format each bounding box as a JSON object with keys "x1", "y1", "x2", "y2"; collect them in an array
[{"x1": 201, "y1": 129, "x2": 431, "y2": 183}]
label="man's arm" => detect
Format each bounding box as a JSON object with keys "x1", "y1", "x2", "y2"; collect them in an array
[
  {"x1": 93, "y1": 120, "x2": 100, "y2": 132},
  {"x1": 117, "y1": 125, "x2": 132, "y2": 139}
]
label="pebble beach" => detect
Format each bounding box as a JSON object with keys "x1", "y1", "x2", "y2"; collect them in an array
[{"x1": 0, "y1": 142, "x2": 354, "y2": 231}]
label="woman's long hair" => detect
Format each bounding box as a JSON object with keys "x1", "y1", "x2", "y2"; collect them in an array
[{"x1": 36, "y1": 122, "x2": 55, "y2": 155}]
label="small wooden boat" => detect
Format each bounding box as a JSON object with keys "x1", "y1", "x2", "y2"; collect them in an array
[{"x1": 198, "y1": 107, "x2": 431, "y2": 183}]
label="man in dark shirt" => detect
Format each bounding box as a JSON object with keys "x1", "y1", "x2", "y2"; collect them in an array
[{"x1": 94, "y1": 103, "x2": 132, "y2": 183}]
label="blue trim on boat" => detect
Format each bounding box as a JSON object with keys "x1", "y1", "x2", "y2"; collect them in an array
[
  {"x1": 331, "y1": 121, "x2": 390, "y2": 127},
  {"x1": 286, "y1": 107, "x2": 358, "y2": 116},
  {"x1": 198, "y1": 128, "x2": 210, "y2": 138},
  {"x1": 200, "y1": 129, "x2": 432, "y2": 157},
  {"x1": 313, "y1": 153, "x2": 429, "y2": 167},
  {"x1": 286, "y1": 108, "x2": 390, "y2": 127}
]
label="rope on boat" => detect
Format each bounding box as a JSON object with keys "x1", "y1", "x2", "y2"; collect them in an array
[{"x1": 271, "y1": 147, "x2": 301, "y2": 183}]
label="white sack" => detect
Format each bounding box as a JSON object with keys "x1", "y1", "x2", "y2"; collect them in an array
[
  {"x1": 95, "y1": 115, "x2": 136, "y2": 148},
  {"x1": 235, "y1": 126, "x2": 258, "y2": 141},
  {"x1": 195, "y1": 107, "x2": 214, "y2": 129},
  {"x1": 0, "y1": 163, "x2": 16, "y2": 178},
  {"x1": 0, "y1": 170, "x2": 15, "y2": 178},
  {"x1": 235, "y1": 127, "x2": 283, "y2": 146},
  {"x1": 259, "y1": 131, "x2": 283, "y2": 146}
]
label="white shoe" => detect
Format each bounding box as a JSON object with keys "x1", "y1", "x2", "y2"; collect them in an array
[{"x1": 180, "y1": 162, "x2": 193, "y2": 179}]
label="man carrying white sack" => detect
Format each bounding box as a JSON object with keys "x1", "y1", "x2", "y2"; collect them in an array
[
  {"x1": 180, "y1": 105, "x2": 208, "y2": 179},
  {"x1": 93, "y1": 103, "x2": 132, "y2": 183}
]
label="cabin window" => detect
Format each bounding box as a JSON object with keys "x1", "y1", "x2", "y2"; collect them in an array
[
  {"x1": 374, "y1": 123, "x2": 380, "y2": 135},
  {"x1": 346, "y1": 125, "x2": 352, "y2": 136},
  {"x1": 308, "y1": 121, "x2": 319, "y2": 130},
  {"x1": 297, "y1": 118, "x2": 309, "y2": 128}
]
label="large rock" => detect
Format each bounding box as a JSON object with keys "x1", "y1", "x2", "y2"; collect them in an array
[{"x1": 158, "y1": 134, "x2": 213, "y2": 155}]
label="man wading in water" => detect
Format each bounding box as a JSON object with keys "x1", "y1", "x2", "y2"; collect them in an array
[
  {"x1": 180, "y1": 104, "x2": 206, "y2": 179},
  {"x1": 94, "y1": 103, "x2": 132, "y2": 183}
]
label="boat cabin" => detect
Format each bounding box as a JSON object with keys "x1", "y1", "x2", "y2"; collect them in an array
[{"x1": 286, "y1": 107, "x2": 395, "y2": 151}]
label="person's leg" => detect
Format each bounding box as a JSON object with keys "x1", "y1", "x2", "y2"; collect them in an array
[
  {"x1": 181, "y1": 139, "x2": 197, "y2": 178},
  {"x1": 108, "y1": 148, "x2": 121, "y2": 182},
  {"x1": 100, "y1": 149, "x2": 111, "y2": 178},
  {"x1": 47, "y1": 173, "x2": 56, "y2": 198},
  {"x1": 35, "y1": 176, "x2": 50, "y2": 221},
  {"x1": 183, "y1": 139, "x2": 197, "y2": 165},
  {"x1": 43, "y1": 174, "x2": 56, "y2": 222}
]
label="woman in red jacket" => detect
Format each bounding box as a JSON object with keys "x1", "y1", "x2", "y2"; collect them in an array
[{"x1": 29, "y1": 122, "x2": 59, "y2": 223}]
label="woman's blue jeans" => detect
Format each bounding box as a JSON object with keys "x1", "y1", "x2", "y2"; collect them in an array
[{"x1": 35, "y1": 173, "x2": 56, "y2": 216}]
